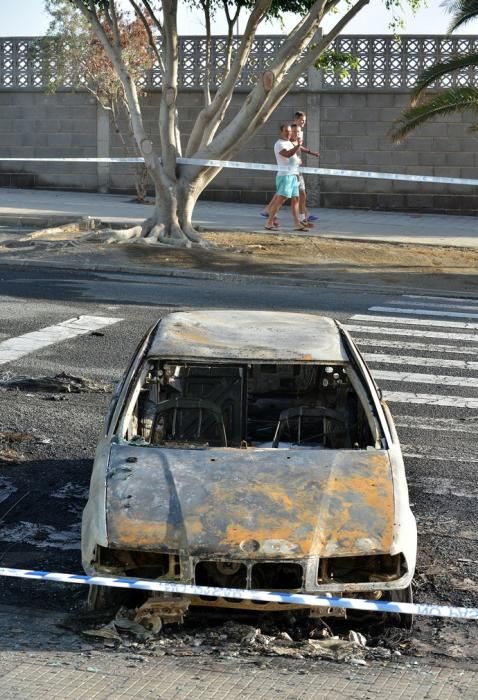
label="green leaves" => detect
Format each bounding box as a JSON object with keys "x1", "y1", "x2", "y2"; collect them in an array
[
  {"x1": 410, "y1": 52, "x2": 478, "y2": 102},
  {"x1": 315, "y1": 50, "x2": 360, "y2": 81},
  {"x1": 391, "y1": 87, "x2": 478, "y2": 142},
  {"x1": 448, "y1": 0, "x2": 478, "y2": 31},
  {"x1": 392, "y1": 0, "x2": 478, "y2": 141}
]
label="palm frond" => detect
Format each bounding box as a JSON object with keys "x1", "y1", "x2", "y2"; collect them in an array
[
  {"x1": 390, "y1": 86, "x2": 478, "y2": 142},
  {"x1": 411, "y1": 51, "x2": 478, "y2": 103},
  {"x1": 448, "y1": 0, "x2": 478, "y2": 32}
]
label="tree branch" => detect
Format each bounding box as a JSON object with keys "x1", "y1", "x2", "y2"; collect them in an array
[
  {"x1": 129, "y1": 0, "x2": 164, "y2": 73},
  {"x1": 188, "y1": 0, "x2": 369, "y2": 185},
  {"x1": 186, "y1": 0, "x2": 272, "y2": 156},
  {"x1": 71, "y1": 0, "x2": 161, "y2": 175},
  {"x1": 200, "y1": 0, "x2": 212, "y2": 106},
  {"x1": 223, "y1": 0, "x2": 241, "y2": 75},
  {"x1": 139, "y1": 0, "x2": 163, "y2": 35},
  {"x1": 195, "y1": 0, "x2": 327, "y2": 154},
  {"x1": 159, "y1": 0, "x2": 181, "y2": 174},
  {"x1": 109, "y1": 0, "x2": 122, "y2": 48},
  {"x1": 277, "y1": 0, "x2": 369, "y2": 90},
  {"x1": 258, "y1": 0, "x2": 328, "y2": 89}
]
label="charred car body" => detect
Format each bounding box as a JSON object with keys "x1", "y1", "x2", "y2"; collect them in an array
[{"x1": 82, "y1": 311, "x2": 416, "y2": 619}]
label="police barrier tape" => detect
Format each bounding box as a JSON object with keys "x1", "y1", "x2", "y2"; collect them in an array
[
  {"x1": 2, "y1": 156, "x2": 478, "y2": 187},
  {"x1": 1, "y1": 155, "x2": 474, "y2": 619},
  {"x1": 0, "y1": 566, "x2": 477, "y2": 619}
]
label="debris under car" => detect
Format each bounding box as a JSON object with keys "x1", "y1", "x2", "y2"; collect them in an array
[{"x1": 82, "y1": 311, "x2": 417, "y2": 629}]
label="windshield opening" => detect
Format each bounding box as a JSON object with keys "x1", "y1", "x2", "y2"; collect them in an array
[{"x1": 122, "y1": 360, "x2": 379, "y2": 450}]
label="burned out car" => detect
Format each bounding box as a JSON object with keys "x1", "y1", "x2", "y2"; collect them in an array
[{"x1": 82, "y1": 310, "x2": 416, "y2": 620}]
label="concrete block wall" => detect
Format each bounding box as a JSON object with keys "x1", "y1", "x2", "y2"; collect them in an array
[
  {"x1": 0, "y1": 91, "x2": 97, "y2": 190},
  {"x1": 319, "y1": 91, "x2": 478, "y2": 214},
  {"x1": 0, "y1": 86, "x2": 476, "y2": 214}
]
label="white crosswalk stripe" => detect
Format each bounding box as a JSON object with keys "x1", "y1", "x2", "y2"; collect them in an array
[
  {"x1": 409, "y1": 476, "x2": 478, "y2": 498},
  {"x1": 351, "y1": 314, "x2": 478, "y2": 330},
  {"x1": 0, "y1": 315, "x2": 122, "y2": 365},
  {"x1": 402, "y1": 446, "x2": 478, "y2": 463},
  {"x1": 369, "y1": 305, "x2": 478, "y2": 320},
  {"x1": 346, "y1": 324, "x2": 478, "y2": 343},
  {"x1": 364, "y1": 353, "x2": 478, "y2": 370},
  {"x1": 355, "y1": 338, "x2": 478, "y2": 356},
  {"x1": 383, "y1": 391, "x2": 478, "y2": 408},
  {"x1": 403, "y1": 294, "x2": 478, "y2": 304},
  {"x1": 388, "y1": 299, "x2": 478, "y2": 313},
  {"x1": 394, "y1": 415, "x2": 478, "y2": 434},
  {"x1": 375, "y1": 369, "x2": 478, "y2": 389}
]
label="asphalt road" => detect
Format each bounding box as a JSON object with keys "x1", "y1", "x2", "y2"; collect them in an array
[{"x1": 1, "y1": 263, "x2": 478, "y2": 693}]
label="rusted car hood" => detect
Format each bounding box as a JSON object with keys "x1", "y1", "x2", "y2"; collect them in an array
[{"x1": 106, "y1": 445, "x2": 394, "y2": 559}]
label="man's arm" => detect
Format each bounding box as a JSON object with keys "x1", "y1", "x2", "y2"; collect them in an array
[
  {"x1": 300, "y1": 145, "x2": 320, "y2": 157},
  {"x1": 279, "y1": 138, "x2": 302, "y2": 158}
]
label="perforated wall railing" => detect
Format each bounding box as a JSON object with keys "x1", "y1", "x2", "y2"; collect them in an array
[
  {"x1": 1, "y1": 35, "x2": 477, "y2": 90},
  {"x1": 323, "y1": 35, "x2": 478, "y2": 89}
]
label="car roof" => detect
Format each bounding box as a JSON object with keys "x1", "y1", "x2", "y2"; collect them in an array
[{"x1": 147, "y1": 310, "x2": 349, "y2": 362}]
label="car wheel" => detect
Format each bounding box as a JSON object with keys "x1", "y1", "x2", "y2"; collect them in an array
[
  {"x1": 386, "y1": 584, "x2": 414, "y2": 630},
  {"x1": 88, "y1": 584, "x2": 124, "y2": 612}
]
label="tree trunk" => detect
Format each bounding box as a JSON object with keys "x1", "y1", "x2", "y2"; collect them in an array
[{"x1": 132, "y1": 173, "x2": 205, "y2": 247}]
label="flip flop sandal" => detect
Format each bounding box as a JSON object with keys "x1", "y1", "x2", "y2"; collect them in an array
[{"x1": 307, "y1": 215, "x2": 318, "y2": 222}]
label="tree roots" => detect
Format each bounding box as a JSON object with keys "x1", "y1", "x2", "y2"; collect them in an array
[{"x1": 96, "y1": 221, "x2": 208, "y2": 248}]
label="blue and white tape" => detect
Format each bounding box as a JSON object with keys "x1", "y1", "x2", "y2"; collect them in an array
[
  {"x1": 1, "y1": 156, "x2": 478, "y2": 187},
  {"x1": 0, "y1": 566, "x2": 476, "y2": 619}
]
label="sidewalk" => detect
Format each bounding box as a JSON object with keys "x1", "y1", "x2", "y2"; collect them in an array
[
  {"x1": 0, "y1": 603, "x2": 477, "y2": 700},
  {"x1": 0, "y1": 187, "x2": 477, "y2": 248},
  {"x1": 1, "y1": 187, "x2": 477, "y2": 297}
]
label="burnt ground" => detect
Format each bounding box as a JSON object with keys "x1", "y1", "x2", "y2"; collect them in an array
[{"x1": 1, "y1": 382, "x2": 478, "y2": 669}]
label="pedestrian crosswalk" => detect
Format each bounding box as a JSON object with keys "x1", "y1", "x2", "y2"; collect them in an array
[
  {"x1": 2, "y1": 297, "x2": 478, "y2": 557},
  {"x1": 344, "y1": 294, "x2": 478, "y2": 495},
  {"x1": 345, "y1": 297, "x2": 478, "y2": 410}
]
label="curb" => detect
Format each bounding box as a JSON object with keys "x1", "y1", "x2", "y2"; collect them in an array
[
  {"x1": 2, "y1": 255, "x2": 329, "y2": 288},
  {"x1": 0, "y1": 214, "x2": 100, "y2": 229},
  {"x1": 2, "y1": 213, "x2": 478, "y2": 252}
]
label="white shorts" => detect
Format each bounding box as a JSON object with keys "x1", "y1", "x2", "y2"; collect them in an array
[{"x1": 298, "y1": 175, "x2": 305, "y2": 191}]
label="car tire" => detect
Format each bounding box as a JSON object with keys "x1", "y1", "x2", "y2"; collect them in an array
[
  {"x1": 87, "y1": 584, "x2": 124, "y2": 612},
  {"x1": 387, "y1": 584, "x2": 414, "y2": 630}
]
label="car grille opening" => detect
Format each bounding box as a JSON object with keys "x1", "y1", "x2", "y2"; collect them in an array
[
  {"x1": 251, "y1": 562, "x2": 303, "y2": 590},
  {"x1": 317, "y1": 553, "x2": 406, "y2": 584},
  {"x1": 195, "y1": 561, "x2": 247, "y2": 589},
  {"x1": 96, "y1": 546, "x2": 179, "y2": 579}
]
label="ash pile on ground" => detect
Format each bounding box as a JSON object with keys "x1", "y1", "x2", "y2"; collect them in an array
[{"x1": 61, "y1": 606, "x2": 413, "y2": 666}]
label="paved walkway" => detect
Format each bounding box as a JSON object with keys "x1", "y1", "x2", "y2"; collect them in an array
[
  {"x1": 0, "y1": 604, "x2": 476, "y2": 700},
  {"x1": 0, "y1": 187, "x2": 477, "y2": 248}
]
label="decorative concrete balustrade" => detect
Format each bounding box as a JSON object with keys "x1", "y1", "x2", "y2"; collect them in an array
[{"x1": 1, "y1": 34, "x2": 478, "y2": 91}]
